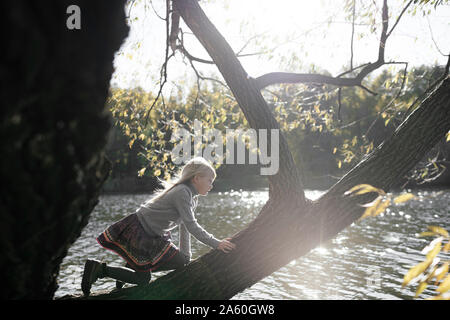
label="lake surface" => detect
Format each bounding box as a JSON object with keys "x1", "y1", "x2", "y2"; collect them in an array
[{"x1": 55, "y1": 188, "x2": 449, "y2": 300}]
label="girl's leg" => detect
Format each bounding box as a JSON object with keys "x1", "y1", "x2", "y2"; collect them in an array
[
  {"x1": 114, "y1": 253, "x2": 187, "y2": 289},
  {"x1": 108, "y1": 251, "x2": 188, "y2": 289},
  {"x1": 153, "y1": 251, "x2": 189, "y2": 272},
  {"x1": 103, "y1": 264, "x2": 151, "y2": 286},
  {"x1": 115, "y1": 263, "x2": 137, "y2": 289}
]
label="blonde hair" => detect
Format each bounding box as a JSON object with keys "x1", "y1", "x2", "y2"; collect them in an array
[{"x1": 147, "y1": 157, "x2": 216, "y2": 204}]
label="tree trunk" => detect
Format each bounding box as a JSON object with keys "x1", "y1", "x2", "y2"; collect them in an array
[
  {"x1": 173, "y1": 0, "x2": 305, "y2": 201},
  {"x1": 67, "y1": 0, "x2": 450, "y2": 300},
  {"x1": 0, "y1": 0, "x2": 128, "y2": 299}
]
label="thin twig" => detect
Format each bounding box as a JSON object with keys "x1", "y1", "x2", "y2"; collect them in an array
[
  {"x1": 386, "y1": 0, "x2": 413, "y2": 38},
  {"x1": 337, "y1": 87, "x2": 342, "y2": 122},
  {"x1": 365, "y1": 62, "x2": 409, "y2": 137},
  {"x1": 144, "y1": 0, "x2": 173, "y2": 127},
  {"x1": 427, "y1": 16, "x2": 446, "y2": 56},
  {"x1": 350, "y1": 0, "x2": 356, "y2": 70}
]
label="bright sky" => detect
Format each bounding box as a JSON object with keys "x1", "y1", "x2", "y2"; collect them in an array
[{"x1": 110, "y1": 0, "x2": 450, "y2": 94}]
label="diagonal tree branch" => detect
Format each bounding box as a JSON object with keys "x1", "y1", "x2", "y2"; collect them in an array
[{"x1": 253, "y1": 0, "x2": 394, "y2": 90}]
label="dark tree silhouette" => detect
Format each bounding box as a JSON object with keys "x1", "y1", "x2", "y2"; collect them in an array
[{"x1": 0, "y1": 0, "x2": 128, "y2": 299}]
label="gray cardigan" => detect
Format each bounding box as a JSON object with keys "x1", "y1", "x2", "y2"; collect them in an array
[{"x1": 135, "y1": 181, "x2": 221, "y2": 260}]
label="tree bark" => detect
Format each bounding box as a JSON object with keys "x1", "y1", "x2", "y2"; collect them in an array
[
  {"x1": 0, "y1": 0, "x2": 128, "y2": 299},
  {"x1": 67, "y1": 0, "x2": 450, "y2": 300}
]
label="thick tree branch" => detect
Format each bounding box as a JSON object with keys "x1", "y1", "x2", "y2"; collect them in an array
[
  {"x1": 169, "y1": 5, "x2": 180, "y2": 52},
  {"x1": 173, "y1": 0, "x2": 306, "y2": 200}
]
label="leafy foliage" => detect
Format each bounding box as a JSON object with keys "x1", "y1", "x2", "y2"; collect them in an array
[
  {"x1": 107, "y1": 83, "x2": 247, "y2": 180},
  {"x1": 346, "y1": 184, "x2": 449, "y2": 299},
  {"x1": 403, "y1": 226, "x2": 450, "y2": 300},
  {"x1": 107, "y1": 64, "x2": 449, "y2": 188}
]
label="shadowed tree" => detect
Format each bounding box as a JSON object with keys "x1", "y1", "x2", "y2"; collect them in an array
[{"x1": 0, "y1": 0, "x2": 128, "y2": 299}]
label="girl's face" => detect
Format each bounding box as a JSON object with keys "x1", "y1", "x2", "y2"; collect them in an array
[{"x1": 191, "y1": 172, "x2": 215, "y2": 196}]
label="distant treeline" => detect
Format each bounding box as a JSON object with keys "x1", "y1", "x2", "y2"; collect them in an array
[{"x1": 102, "y1": 65, "x2": 450, "y2": 193}]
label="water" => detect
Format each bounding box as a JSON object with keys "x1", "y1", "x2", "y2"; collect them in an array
[{"x1": 55, "y1": 188, "x2": 450, "y2": 300}]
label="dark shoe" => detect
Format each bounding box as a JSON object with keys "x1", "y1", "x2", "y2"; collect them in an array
[
  {"x1": 116, "y1": 280, "x2": 124, "y2": 290},
  {"x1": 81, "y1": 259, "x2": 105, "y2": 296}
]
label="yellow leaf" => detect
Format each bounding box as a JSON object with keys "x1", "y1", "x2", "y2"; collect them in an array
[
  {"x1": 333, "y1": 147, "x2": 337, "y2": 154},
  {"x1": 436, "y1": 274, "x2": 450, "y2": 293},
  {"x1": 419, "y1": 232, "x2": 439, "y2": 237},
  {"x1": 425, "y1": 240, "x2": 441, "y2": 262},
  {"x1": 403, "y1": 261, "x2": 432, "y2": 287},
  {"x1": 444, "y1": 241, "x2": 450, "y2": 253},
  {"x1": 361, "y1": 197, "x2": 382, "y2": 219},
  {"x1": 344, "y1": 184, "x2": 386, "y2": 197},
  {"x1": 415, "y1": 282, "x2": 427, "y2": 298},
  {"x1": 393, "y1": 193, "x2": 415, "y2": 204},
  {"x1": 427, "y1": 226, "x2": 449, "y2": 238},
  {"x1": 435, "y1": 262, "x2": 449, "y2": 285},
  {"x1": 154, "y1": 169, "x2": 161, "y2": 177},
  {"x1": 426, "y1": 294, "x2": 450, "y2": 300},
  {"x1": 314, "y1": 105, "x2": 320, "y2": 113},
  {"x1": 138, "y1": 167, "x2": 146, "y2": 177},
  {"x1": 446, "y1": 131, "x2": 450, "y2": 142},
  {"x1": 338, "y1": 160, "x2": 342, "y2": 169},
  {"x1": 372, "y1": 199, "x2": 391, "y2": 217}
]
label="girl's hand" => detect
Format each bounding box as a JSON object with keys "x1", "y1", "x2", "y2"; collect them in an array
[{"x1": 217, "y1": 238, "x2": 236, "y2": 253}]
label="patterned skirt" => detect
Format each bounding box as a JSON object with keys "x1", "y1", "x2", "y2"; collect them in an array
[{"x1": 96, "y1": 213, "x2": 178, "y2": 272}]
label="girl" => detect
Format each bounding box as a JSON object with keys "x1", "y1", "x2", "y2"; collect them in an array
[{"x1": 81, "y1": 157, "x2": 236, "y2": 296}]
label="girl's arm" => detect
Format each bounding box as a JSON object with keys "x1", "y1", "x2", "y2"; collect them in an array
[
  {"x1": 179, "y1": 222, "x2": 191, "y2": 261},
  {"x1": 174, "y1": 189, "x2": 221, "y2": 249}
]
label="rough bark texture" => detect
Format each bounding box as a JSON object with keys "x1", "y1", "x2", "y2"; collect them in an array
[
  {"x1": 0, "y1": 0, "x2": 128, "y2": 299},
  {"x1": 62, "y1": 0, "x2": 450, "y2": 300}
]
